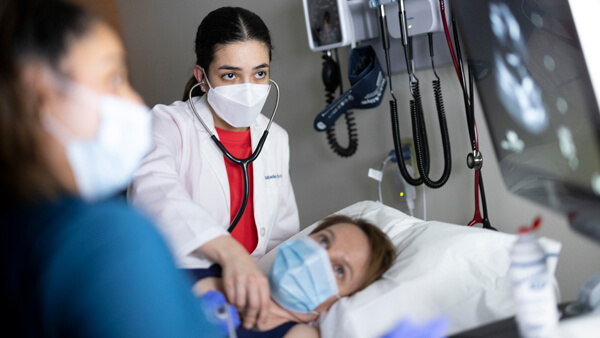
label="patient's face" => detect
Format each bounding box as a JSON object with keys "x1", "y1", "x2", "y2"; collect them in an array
[{"x1": 309, "y1": 223, "x2": 370, "y2": 311}]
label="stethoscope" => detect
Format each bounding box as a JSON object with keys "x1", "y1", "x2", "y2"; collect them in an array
[{"x1": 187, "y1": 79, "x2": 280, "y2": 233}]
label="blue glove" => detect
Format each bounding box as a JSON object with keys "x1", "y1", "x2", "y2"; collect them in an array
[
  {"x1": 201, "y1": 290, "x2": 241, "y2": 336},
  {"x1": 382, "y1": 317, "x2": 448, "y2": 338}
]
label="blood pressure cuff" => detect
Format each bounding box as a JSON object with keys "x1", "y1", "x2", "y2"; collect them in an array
[{"x1": 314, "y1": 45, "x2": 387, "y2": 131}]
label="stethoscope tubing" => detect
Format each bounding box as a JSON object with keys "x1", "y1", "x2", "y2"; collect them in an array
[{"x1": 188, "y1": 79, "x2": 280, "y2": 233}]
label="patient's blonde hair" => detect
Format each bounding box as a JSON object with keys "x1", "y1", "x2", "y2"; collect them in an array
[{"x1": 310, "y1": 215, "x2": 396, "y2": 295}]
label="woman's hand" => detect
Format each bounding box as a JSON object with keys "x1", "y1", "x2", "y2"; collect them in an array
[{"x1": 199, "y1": 235, "x2": 270, "y2": 329}]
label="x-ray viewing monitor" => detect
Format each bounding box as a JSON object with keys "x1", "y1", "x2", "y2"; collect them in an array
[{"x1": 452, "y1": 0, "x2": 600, "y2": 244}]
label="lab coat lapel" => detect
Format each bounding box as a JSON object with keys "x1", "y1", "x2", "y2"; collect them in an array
[
  {"x1": 191, "y1": 96, "x2": 231, "y2": 214},
  {"x1": 251, "y1": 117, "x2": 265, "y2": 230}
]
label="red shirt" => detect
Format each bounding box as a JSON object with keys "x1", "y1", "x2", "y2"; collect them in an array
[{"x1": 215, "y1": 127, "x2": 258, "y2": 253}]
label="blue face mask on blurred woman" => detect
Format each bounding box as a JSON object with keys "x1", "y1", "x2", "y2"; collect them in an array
[
  {"x1": 42, "y1": 78, "x2": 152, "y2": 201},
  {"x1": 268, "y1": 237, "x2": 340, "y2": 314}
]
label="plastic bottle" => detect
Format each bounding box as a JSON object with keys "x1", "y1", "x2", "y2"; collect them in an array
[{"x1": 510, "y1": 217, "x2": 559, "y2": 338}]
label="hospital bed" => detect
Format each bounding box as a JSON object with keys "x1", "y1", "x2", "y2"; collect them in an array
[{"x1": 257, "y1": 201, "x2": 561, "y2": 338}]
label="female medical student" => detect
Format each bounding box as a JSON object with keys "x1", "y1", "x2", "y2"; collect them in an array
[
  {"x1": 128, "y1": 6, "x2": 300, "y2": 329},
  {"x1": 0, "y1": 0, "x2": 218, "y2": 336}
]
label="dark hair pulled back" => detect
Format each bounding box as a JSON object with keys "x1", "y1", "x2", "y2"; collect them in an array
[{"x1": 182, "y1": 7, "x2": 273, "y2": 101}]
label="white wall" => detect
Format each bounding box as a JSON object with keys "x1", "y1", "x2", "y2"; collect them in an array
[{"x1": 116, "y1": 0, "x2": 600, "y2": 302}]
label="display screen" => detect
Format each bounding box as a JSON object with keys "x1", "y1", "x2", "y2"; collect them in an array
[
  {"x1": 454, "y1": 0, "x2": 600, "y2": 198},
  {"x1": 308, "y1": 0, "x2": 344, "y2": 47}
]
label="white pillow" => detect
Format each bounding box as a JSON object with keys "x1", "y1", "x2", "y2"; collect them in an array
[{"x1": 257, "y1": 201, "x2": 562, "y2": 337}]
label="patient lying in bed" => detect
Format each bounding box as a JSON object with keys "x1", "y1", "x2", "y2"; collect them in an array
[{"x1": 193, "y1": 215, "x2": 396, "y2": 337}]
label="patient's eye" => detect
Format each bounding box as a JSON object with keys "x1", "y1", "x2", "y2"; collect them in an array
[
  {"x1": 334, "y1": 265, "x2": 345, "y2": 279},
  {"x1": 318, "y1": 235, "x2": 329, "y2": 248}
]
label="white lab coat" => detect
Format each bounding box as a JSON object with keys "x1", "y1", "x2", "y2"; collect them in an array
[{"x1": 129, "y1": 95, "x2": 300, "y2": 269}]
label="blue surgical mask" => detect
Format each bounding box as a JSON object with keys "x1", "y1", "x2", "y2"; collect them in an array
[
  {"x1": 268, "y1": 237, "x2": 340, "y2": 314},
  {"x1": 42, "y1": 81, "x2": 152, "y2": 201}
]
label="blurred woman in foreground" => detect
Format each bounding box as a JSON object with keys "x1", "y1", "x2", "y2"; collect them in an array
[{"x1": 0, "y1": 1, "x2": 218, "y2": 336}]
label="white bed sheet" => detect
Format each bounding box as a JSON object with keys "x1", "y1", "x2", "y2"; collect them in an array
[{"x1": 256, "y1": 201, "x2": 561, "y2": 337}]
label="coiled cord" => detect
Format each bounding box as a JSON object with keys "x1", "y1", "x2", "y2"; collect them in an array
[
  {"x1": 325, "y1": 113, "x2": 358, "y2": 157},
  {"x1": 385, "y1": 12, "x2": 427, "y2": 187},
  {"x1": 411, "y1": 78, "x2": 452, "y2": 189},
  {"x1": 324, "y1": 87, "x2": 335, "y2": 105},
  {"x1": 432, "y1": 80, "x2": 444, "y2": 113},
  {"x1": 416, "y1": 33, "x2": 452, "y2": 188},
  {"x1": 321, "y1": 51, "x2": 359, "y2": 157},
  {"x1": 390, "y1": 99, "x2": 423, "y2": 186},
  {"x1": 409, "y1": 80, "x2": 431, "y2": 176},
  {"x1": 390, "y1": 36, "x2": 451, "y2": 189}
]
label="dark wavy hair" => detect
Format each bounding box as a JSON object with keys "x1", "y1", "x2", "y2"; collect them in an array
[
  {"x1": 182, "y1": 7, "x2": 273, "y2": 101},
  {"x1": 0, "y1": 0, "x2": 97, "y2": 204}
]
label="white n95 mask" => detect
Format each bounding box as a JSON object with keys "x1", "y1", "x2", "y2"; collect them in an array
[
  {"x1": 203, "y1": 70, "x2": 270, "y2": 128},
  {"x1": 43, "y1": 83, "x2": 152, "y2": 201},
  {"x1": 268, "y1": 237, "x2": 340, "y2": 314}
]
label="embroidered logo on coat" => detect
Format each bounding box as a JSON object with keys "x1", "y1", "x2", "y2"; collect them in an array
[{"x1": 265, "y1": 174, "x2": 283, "y2": 180}]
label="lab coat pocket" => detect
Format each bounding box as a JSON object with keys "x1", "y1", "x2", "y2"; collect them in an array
[
  {"x1": 258, "y1": 178, "x2": 282, "y2": 227},
  {"x1": 263, "y1": 177, "x2": 283, "y2": 202}
]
